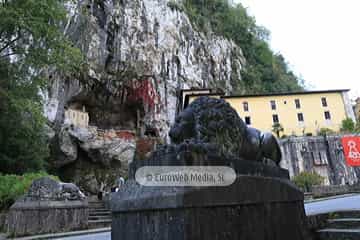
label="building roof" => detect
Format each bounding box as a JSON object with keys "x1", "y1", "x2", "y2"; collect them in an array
[
  {"x1": 221, "y1": 89, "x2": 350, "y2": 99},
  {"x1": 180, "y1": 88, "x2": 225, "y2": 94}
]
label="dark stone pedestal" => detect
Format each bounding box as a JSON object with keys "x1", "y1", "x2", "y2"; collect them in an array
[
  {"x1": 7, "y1": 200, "x2": 88, "y2": 237},
  {"x1": 111, "y1": 144, "x2": 311, "y2": 240},
  {"x1": 111, "y1": 174, "x2": 311, "y2": 240}
]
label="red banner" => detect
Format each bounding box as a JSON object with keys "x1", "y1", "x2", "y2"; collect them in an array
[{"x1": 342, "y1": 136, "x2": 360, "y2": 166}]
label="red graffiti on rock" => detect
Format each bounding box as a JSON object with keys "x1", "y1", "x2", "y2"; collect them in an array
[
  {"x1": 342, "y1": 136, "x2": 360, "y2": 166},
  {"x1": 127, "y1": 79, "x2": 159, "y2": 112}
]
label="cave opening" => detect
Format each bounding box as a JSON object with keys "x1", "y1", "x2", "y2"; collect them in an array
[
  {"x1": 65, "y1": 78, "x2": 161, "y2": 137},
  {"x1": 66, "y1": 94, "x2": 145, "y2": 131}
]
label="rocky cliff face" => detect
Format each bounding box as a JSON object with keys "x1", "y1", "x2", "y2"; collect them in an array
[
  {"x1": 44, "y1": 0, "x2": 246, "y2": 193},
  {"x1": 280, "y1": 136, "x2": 359, "y2": 185},
  {"x1": 46, "y1": 0, "x2": 245, "y2": 133}
]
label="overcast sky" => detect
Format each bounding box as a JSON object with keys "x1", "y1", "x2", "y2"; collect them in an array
[{"x1": 235, "y1": 0, "x2": 360, "y2": 99}]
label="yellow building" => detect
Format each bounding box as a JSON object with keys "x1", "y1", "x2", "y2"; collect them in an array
[
  {"x1": 184, "y1": 89, "x2": 355, "y2": 137},
  {"x1": 64, "y1": 106, "x2": 89, "y2": 128}
]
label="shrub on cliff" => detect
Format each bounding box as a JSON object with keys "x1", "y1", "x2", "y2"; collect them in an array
[
  {"x1": 0, "y1": 172, "x2": 59, "y2": 211},
  {"x1": 318, "y1": 128, "x2": 335, "y2": 136},
  {"x1": 340, "y1": 118, "x2": 356, "y2": 133},
  {"x1": 0, "y1": 0, "x2": 83, "y2": 174},
  {"x1": 292, "y1": 172, "x2": 324, "y2": 192},
  {"x1": 183, "y1": 0, "x2": 303, "y2": 93}
]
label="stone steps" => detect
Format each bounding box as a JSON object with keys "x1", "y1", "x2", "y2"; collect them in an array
[
  {"x1": 326, "y1": 218, "x2": 360, "y2": 228},
  {"x1": 316, "y1": 211, "x2": 360, "y2": 240},
  {"x1": 330, "y1": 211, "x2": 360, "y2": 219},
  {"x1": 89, "y1": 211, "x2": 111, "y2": 216},
  {"x1": 89, "y1": 215, "x2": 112, "y2": 221},
  {"x1": 317, "y1": 228, "x2": 360, "y2": 240},
  {"x1": 87, "y1": 199, "x2": 111, "y2": 229},
  {"x1": 88, "y1": 219, "x2": 112, "y2": 229}
]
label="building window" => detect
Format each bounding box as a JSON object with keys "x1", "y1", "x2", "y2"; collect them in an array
[
  {"x1": 245, "y1": 116, "x2": 251, "y2": 125},
  {"x1": 270, "y1": 100, "x2": 276, "y2": 110},
  {"x1": 324, "y1": 111, "x2": 331, "y2": 120},
  {"x1": 321, "y1": 97, "x2": 328, "y2": 107},
  {"x1": 243, "y1": 102, "x2": 249, "y2": 112},
  {"x1": 297, "y1": 113, "x2": 304, "y2": 122},
  {"x1": 272, "y1": 114, "x2": 279, "y2": 123},
  {"x1": 295, "y1": 99, "x2": 301, "y2": 109}
]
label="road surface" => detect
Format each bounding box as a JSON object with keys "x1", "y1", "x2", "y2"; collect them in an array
[
  {"x1": 54, "y1": 232, "x2": 110, "y2": 240},
  {"x1": 305, "y1": 194, "x2": 360, "y2": 215}
]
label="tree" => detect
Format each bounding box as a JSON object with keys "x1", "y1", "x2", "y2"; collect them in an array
[
  {"x1": 272, "y1": 122, "x2": 284, "y2": 138},
  {"x1": 292, "y1": 171, "x2": 324, "y2": 192},
  {"x1": 183, "y1": 0, "x2": 304, "y2": 94},
  {"x1": 340, "y1": 118, "x2": 355, "y2": 133},
  {"x1": 0, "y1": 0, "x2": 83, "y2": 174}
]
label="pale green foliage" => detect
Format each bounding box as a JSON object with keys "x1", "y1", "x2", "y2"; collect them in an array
[
  {"x1": 292, "y1": 171, "x2": 324, "y2": 192},
  {"x1": 340, "y1": 118, "x2": 358, "y2": 133}
]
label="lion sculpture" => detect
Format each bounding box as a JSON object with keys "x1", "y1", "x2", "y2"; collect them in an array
[{"x1": 169, "y1": 96, "x2": 282, "y2": 165}]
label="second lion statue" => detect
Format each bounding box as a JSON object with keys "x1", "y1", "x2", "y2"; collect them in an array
[{"x1": 169, "y1": 96, "x2": 282, "y2": 165}]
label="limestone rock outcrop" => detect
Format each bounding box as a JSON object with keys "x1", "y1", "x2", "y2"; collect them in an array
[
  {"x1": 44, "y1": 0, "x2": 246, "y2": 193},
  {"x1": 53, "y1": 125, "x2": 136, "y2": 193},
  {"x1": 56, "y1": 125, "x2": 136, "y2": 169},
  {"x1": 45, "y1": 0, "x2": 245, "y2": 134}
]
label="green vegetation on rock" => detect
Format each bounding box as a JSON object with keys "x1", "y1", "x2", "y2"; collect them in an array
[
  {"x1": 0, "y1": 172, "x2": 59, "y2": 210},
  {"x1": 0, "y1": 0, "x2": 83, "y2": 174},
  {"x1": 340, "y1": 118, "x2": 356, "y2": 133},
  {"x1": 292, "y1": 171, "x2": 324, "y2": 192},
  {"x1": 183, "y1": 0, "x2": 304, "y2": 94}
]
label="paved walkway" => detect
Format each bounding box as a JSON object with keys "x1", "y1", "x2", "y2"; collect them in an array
[
  {"x1": 305, "y1": 194, "x2": 360, "y2": 216},
  {"x1": 13, "y1": 228, "x2": 110, "y2": 240}
]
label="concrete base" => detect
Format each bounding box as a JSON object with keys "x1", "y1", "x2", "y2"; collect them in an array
[
  {"x1": 7, "y1": 200, "x2": 88, "y2": 237},
  {"x1": 111, "y1": 175, "x2": 311, "y2": 240}
]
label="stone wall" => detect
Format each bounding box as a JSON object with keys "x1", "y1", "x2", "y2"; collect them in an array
[
  {"x1": 0, "y1": 212, "x2": 7, "y2": 232},
  {"x1": 311, "y1": 184, "x2": 360, "y2": 198},
  {"x1": 280, "y1": 135, "x2": 360, "y2": 185},
  {"x1": 7, "y1": 200, "x2": 88, "y2": 237}
]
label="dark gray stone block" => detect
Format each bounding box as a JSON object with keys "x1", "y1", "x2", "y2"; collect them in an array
[
  {"x1": 111, "y1": 174, "x2": 311, "y2": 240},
  {"x1": 7, "y1": 200, "x2": 88, "y2": 237}
]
